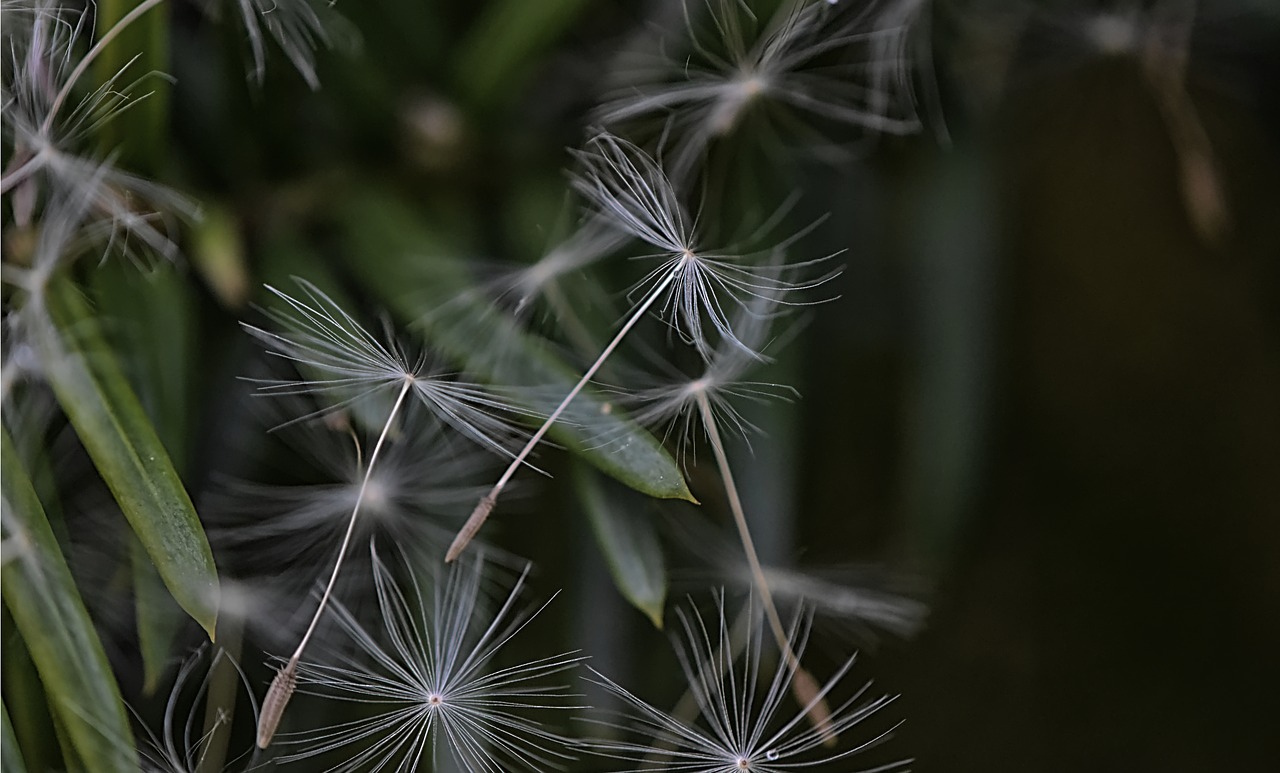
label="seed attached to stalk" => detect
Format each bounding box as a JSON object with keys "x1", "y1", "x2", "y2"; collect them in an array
[{"x1": 256, "y1": 660, "x2": 297, "y2": 749}]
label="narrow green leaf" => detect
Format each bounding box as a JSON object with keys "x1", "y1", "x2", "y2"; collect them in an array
[
  {"x1": 34, "y1": 276, "x2": 219, "y2": 639},
  {"x1": 2, "y1": 703, "x2": 28, "y2": 773},
  {"x1": 92, "y1": 0, "x2": 170, "y2": 173},
  {"x1": 131, "y1": 537, "x2": 185, "y2": 694},
  {"x1": 1, "y1": 609, "x2": 59, "y2": 773},
  {"x1": 91, "y1": 262, "x2": 197, "y2": 469},
  {"x1": 336, "y1": 189, "x2": 694, "y2": 502},
  {"x1": 1, "y1": 429, "x2": 139, "y2": 773},
  {"x1": 573, "y1": 460, "x2": 667, "y2": 628},
  {"x1": 90, "y1": 262, "x2": 199, "y2": 689}
]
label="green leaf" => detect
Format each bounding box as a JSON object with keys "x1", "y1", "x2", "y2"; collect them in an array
[
  {"x1": 2, "y1": 703, "x2": 26, "y2": 773},
  {"x1": 90, "y1": 262, "x2": 198, "y2": 469},
  {"x1": 573, "y1": 460, "x2": 667, "y2": 628},
  {"x1": 90, "y1": 262, "x2": 199, "y2": 689},
  {"x1": 1, "y1": 609, "x2": 59, "y2": 773},
  {"x1": 131, "y1": 537, "x2": 185, "y2": 694},
  {"x1": 336, "y1": 189, "x2": 694, "y2": 502},
  {"x1": 455, "y1": 0, "x2": 593, "y2": 110},
  {"x1": 34, "y1": 276, "x2": 219, "y2": 639},
  {"x1": 1, "y1": 429, "x2": 139, "y2": 773},
  {"x1": 92, "y1": 0, "x2": 170, "y2": 173}
]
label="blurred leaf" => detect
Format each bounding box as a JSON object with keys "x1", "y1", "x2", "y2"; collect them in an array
[
  {"x1": 4, "y1": 393, "x2": 72, "y2": 552},
  {"x1": 2, "y1": 703, "x2": 26, "y2": 773},
  {"x1": 90, "y1": 262, "x2": 197, "y2": 468},
  {"x1": 91, "y1": 262, "x2": 201, "y2": 690},
  {"x1": 132, "y1": 537, "x2": 185, "y2": 694},
  {"x1": 0, "y1": 612, "x2": 58, "y2": 773},
  {"x1": 455, "y1": 0, "x2": 593, "y2": 110},
  {"x1": 336, "y1": 189, "x2": 694, "y2": 502},
  {"x1": 190, "y1": 202, "x2": 250, "y2": 308},
  {"x1": 35, "y1": 276, "x2": 219, "y2": 639},
  {"x1": 92, "y1": 0, "x2": 170, "y2": 173},
  {"x1": 1, "y1": 429, "x2": 139, "y2": 773},
  {"x1": 573, "y1": 460, "x2": 667, "y2": 628}
]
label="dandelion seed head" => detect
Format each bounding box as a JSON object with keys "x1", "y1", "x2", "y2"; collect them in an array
[
  {"x1": 360, "y1": 476, "x2": 390, "y2": 514},
  {"x1": 595, "y1": 0, "x2": 922, "y2": 177},
  {"x1": 738, "y1": 73, "x2": 767, "y2": 98},
  {"x1": 582, "y1": 595, "x2": 906, "y2": 773},
  {"x1": 2, "y1": 0, "x2": 198, "y2": 262},
  {"x1": 686, "y1": 376, "x2": 712, "y2": 397},
  {"x1": 571, "y1": 132, "x2": 839, "y2": 363},
  {"x1": 279, "y1": 543, "x2": 585, "y2": 772},
  {"x1": 207, "y1": 396, "x2": 514, "y2": 599},
  {"x1": 242, "y1": 279, "x2": 538, "y2": 460},
  {"x1": 228, "y1": 0, "x2": 358, "y2": 89}
]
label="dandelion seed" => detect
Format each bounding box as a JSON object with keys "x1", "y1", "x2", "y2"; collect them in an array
[
  {"x1": 277, "y1": 542, "x2": 585, "y2": 772},
  {"x1": 666, "y1": 514, "x2": 929, "y2": 645},
  {"x1": 227, "y1": 0, "x2": 354, "y2": 89},
  {"x1": 569, "y1": 133, "x2": 837, "y2": 362},
  {"x1": 136, "y1": 646, "x2": 260, "y2": 773},
  {"x1": 488, "y1": 220, "x2": 628, "y2": 323},
  {"x1": 447, "y1": 133, "x2": 836, "y2": 561},
  {"x1": 256, "y1": 660, "x2": 297, "y2": 751},
  {"x1": 209, "y1": 397, "x2": 501, "y2": 588},
  {"x1": 596, "y1": 0, "x2": 921, "y2": 178},
  {"x1": 419, "y1": 218, "x2": 628, "y2": 371},
  {"x1": 242, "y1": 279, "x2": 536, "y2": 746},
  {"x1": 610, "y1": 284, "x2": 842, "y2": 735},
  {"x1": 583, "y1": 596, "x2": 906, "y2": 773},
  {"x1": 242, "y1": 279, "x2": 536, "y2": 459},
  {"x1": 621, "y1": 278, "x2": 798, "y2": 464},
  {"x1": 1, "y1": 0, "x2": 199, "y2": 260}
]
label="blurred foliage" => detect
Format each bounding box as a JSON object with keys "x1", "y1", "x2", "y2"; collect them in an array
[{"x1": 3, "y1": 0, "x2": 1280, "y2": 771}]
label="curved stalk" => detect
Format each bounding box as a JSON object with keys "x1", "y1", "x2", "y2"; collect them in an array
[
  {"x1": 696, "y1": 391, "x2": 837, "y2": 744},
  {"x1": 256, "y1": 378, "x2": 413, "y2": 748}
]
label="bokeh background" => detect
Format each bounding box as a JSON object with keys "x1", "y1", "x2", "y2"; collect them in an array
[{"x1": 4, "y1": 0, "x2": 1280, "y2": 771}]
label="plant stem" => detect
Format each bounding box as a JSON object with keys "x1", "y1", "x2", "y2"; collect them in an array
[
  {"x1": 256, "y1": 378, "x2": 412, "y2": 748},
  {"x1": 196, "y1": 624, "x2": 242, "y2": 773},
  {"x1": 447, "y1": 266, "x2": 680, "y2": 562},
  {"x1": 696, "y1": 391, "x2": 837, "y2": 743}
]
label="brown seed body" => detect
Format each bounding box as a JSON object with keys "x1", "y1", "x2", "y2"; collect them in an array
[
  {"x1": 447, "y1": 493, "x2": 495, "y2": 562},
  {"x1": 257, "y1": 660, "x2": 298, "y2": 749}
]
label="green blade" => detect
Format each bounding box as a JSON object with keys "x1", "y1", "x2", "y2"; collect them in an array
[
  {"x1": 91, "y1": 0, "x2": 170, "y2": 174},
  {"x1": 1, "y1": 429, "x2": 139, "y2": 773},
  {"x1": 91, "y1": 262, "x2": 201, "y2": 691},
  {"x1": 34, "y1": 276, "x2": 219, "y2": 639},
  {"x1": 2, "y1": 702, "x2": 29, "y2": 773},
  {"x1": 574, "y1": 460, "x2": 667, "y2": 628}
]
